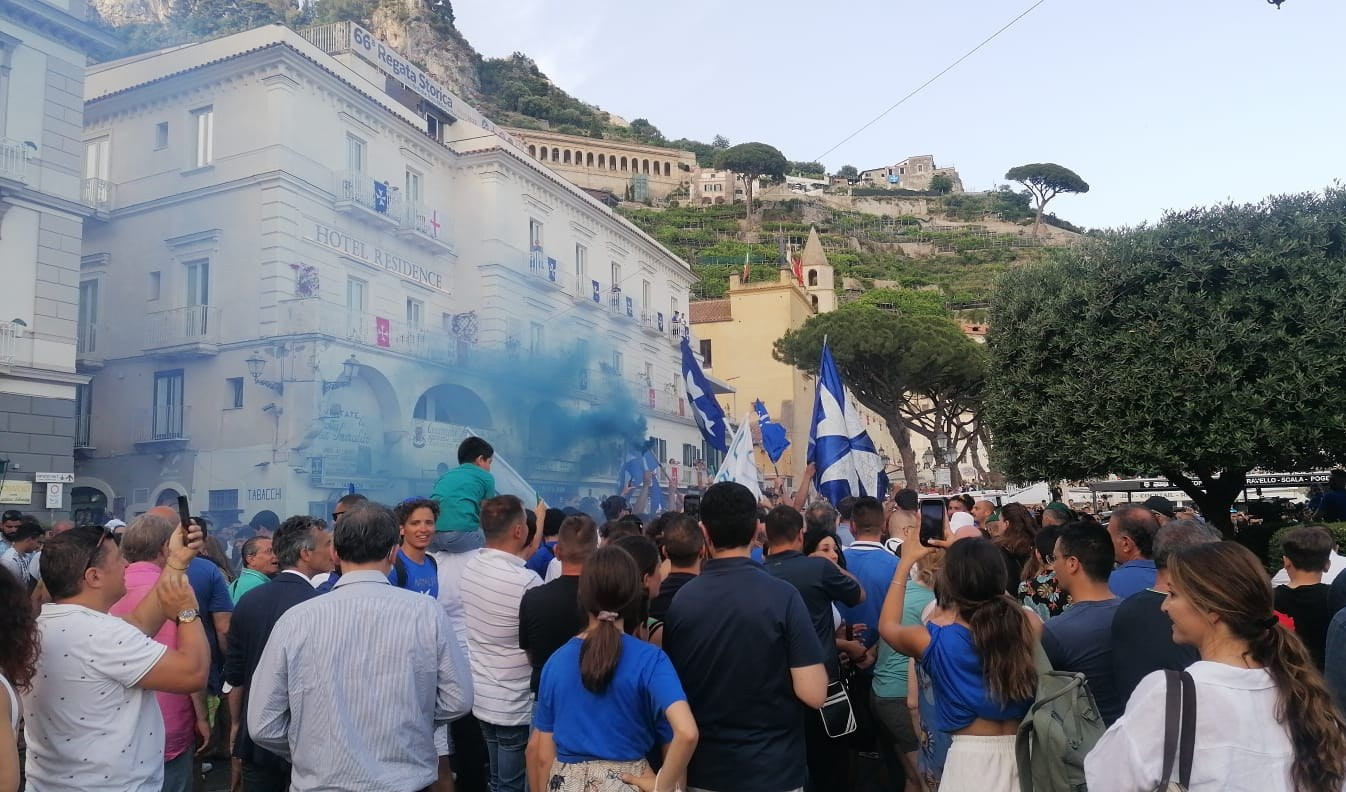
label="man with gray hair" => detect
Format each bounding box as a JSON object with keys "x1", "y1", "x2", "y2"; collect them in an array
[
  {"x1": 1109, "y1": 518, "x2": 1222, "y2": 703},
  {"x1": 230, "y1": 535, "x2": 278, "y2": 603},
  {"x1": 248, "y1": 504, "x2": 472, "y2": 792},
  {"x1": 1106, "y1": 503, "x2": 1161, "y2": 597},
  {"x1": 804, "y1": 500, "x2": 839, "y2": 537}
]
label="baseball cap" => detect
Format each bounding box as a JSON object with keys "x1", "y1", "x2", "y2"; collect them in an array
[{"x1": 1143, "y1": 496, "x2": 1176, "y2": 519}]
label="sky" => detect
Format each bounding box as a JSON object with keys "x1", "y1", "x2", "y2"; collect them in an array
[{"x1": 451, "y1": 0, "x2": 1346, "y2": 230}]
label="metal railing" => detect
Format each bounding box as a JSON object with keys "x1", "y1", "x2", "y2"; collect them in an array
[
  {"x1": 335, "y1": 170, "x2": 403, "y2": 219},
  {"x1": 136, "y1": 405, "x2": 190, "y2": 443},
  {"x1": 81, "y1": 178, "x2": 114, "y2": 211},
  {"x1": 0, "y1": 321, "x2": 21, "y2": 363},
  {"x1": 74, "y1": 414, "x2": 92, "y2": 448},
  {"x1": 145, "y1": 305, "x2": 219, "y2": 349},
  {"x1": 525, "y1": 248, "x2": 570, "y2": 291},
  {"x1": 284, "y1": 299, "x2": 465, "y2": 365},
  {"x1": 403, "y1": 201, "x2": 449, "y2": 243},
  {"x1": 0, "y1": 139, "x2": 28, "y2": 183},
  {"x1": 299, "y1": 21, "x2": 352, "y2": 54},
  {"x1": 77, "y1": 321, "x2": 97, "y2": 356}
]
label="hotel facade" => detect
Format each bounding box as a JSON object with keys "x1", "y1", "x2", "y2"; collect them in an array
[{"x1": 71, "y1": 23, "x2": 706, "y2": 526}]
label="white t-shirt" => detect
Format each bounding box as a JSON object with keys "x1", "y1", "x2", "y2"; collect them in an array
[
  {"x1": 22, "y1": 604, "x2": 169, "y2": 792},
  {"x1": 459, "y1": 548, "x2": 540, "y2": 726},
  {"x1": 1, "y1": 547, "x2": 39, "y2": 588},
  {"x1": 1084, "y1": 661, "x2": 1296, "y2": 792}
]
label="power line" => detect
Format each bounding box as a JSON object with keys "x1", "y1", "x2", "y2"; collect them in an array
[{"x1": 813, "y1": 0, "x2": 1049, "y2": 163}]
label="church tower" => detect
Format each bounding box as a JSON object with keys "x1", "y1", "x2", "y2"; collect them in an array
[{"x1": 800, "y1": 226, "x2": 837, "y2": 313}]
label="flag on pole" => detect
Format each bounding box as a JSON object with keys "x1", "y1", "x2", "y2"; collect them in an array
[
  {"x1": 713, "y1": 413, "x2": 762, "y2": 501},
  {"x1": 807, "y1": 340, "x2": 888, "y2": 505},
  {"x1": 753, "y1": 399, "x2": 790, "y2": 464},
  {"x1": 793, "y1": 254, "x2": 805, "y2": 287},
  {"x1": 681, "y1": 337, "x2": 729, "y2": 452},
  {"x1": 618, "y1": 443, "x2": 666, "y2": 513},
  {"x1": 741, "y1": 248, "x2": 750, "y2": 282}
]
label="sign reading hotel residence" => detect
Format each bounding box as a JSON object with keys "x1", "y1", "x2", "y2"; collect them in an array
[{"x1": 307, "y1": 221, "x2": 448, "y2": 293}]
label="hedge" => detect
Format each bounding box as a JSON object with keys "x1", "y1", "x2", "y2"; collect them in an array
[{"x1": 1264, "y1": 522, "x2": 1346, "y2": 575}]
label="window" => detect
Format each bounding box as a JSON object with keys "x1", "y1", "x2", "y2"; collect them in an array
[
  {"x1": 346, "y1": 134, "x2": 366, "y2": 173},
  {"x1": 682, "y1": 443, "x2": 699, "y2": 467},
  {"x1": 612, "y1": 350, "x2": 623, "y2": 376},
  {"x1": 208, "y1": 489, "x2": 239, "y2": 512},
  {"x1": 191, "y1": 106, "x2": 213, "y2": 167},
  {"x1": 77, "y1": 279, "x2": 98, "y2": 354},
  {"x1": 808, "y1": 269, "x2": 818, "y2": 287},
  {"x1": 575, "y1": 244, "x2": 587, "y2": 283},
  {"x1": 152, "y1": 369, "x2": 185, "y2": 440},
  {"x1": 641, "y1": 280, "x2": 651, "y2": 314},
  {"x1": 74, "y1": 384, "x2": 92, "y2": 447},
  {"x1": 346, "y1": 276, "x2": 368, "y2": 313},
  {"x1": 442, "y1": 312, "x2": 454, "y2": 334},
  {"x1": 529, "y1": 322, "x2": 543, "y2": 356},
  {"x1": 650, "y1": 437, "x2": 667, "y2": 463},
  {"x1": 529, "y1": 218, "x2": 543, "y2": 249},
  {"x1": 699, "y1": 339, "x2": 712, "y2": 367},
  {"x1": 226, "y1": 377, "x2": 243, "y2": 409},
  {"x1": 406, "y1": 297, "x2": 423, "y2": 327},
  {"x1": 84, "y1": 137, "x2": 109, "y2": 181},
  {"x1": 426, "y1": 114, "x2": 442, "y2": 142},
  {"x1": 405, "y1": 169, "x2": 422, "y2": 204},
  {"x1": 154, "y1": 122, "x2": 168, "y2": 150},
  {"x1": 611, "y1": 262, "x2": 621, "y2": 288},
  {"x1": 148, "y1": 271, "x2": 161, "y2": 301},
  {"x1": 643, "y1": 361, "x2": 653, "y2": 384},
  {"x1": 184, "y1": 259, "x2": 209, "y2": 308}
]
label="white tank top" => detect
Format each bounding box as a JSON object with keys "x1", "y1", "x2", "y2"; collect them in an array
[{"x1": 0, "y1": 673, "x2": 17, "y2": 730}]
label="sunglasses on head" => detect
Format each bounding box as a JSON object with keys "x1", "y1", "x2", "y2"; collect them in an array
[{"x1": 83, "y1": 524, "x2": 119, "y2": 572}]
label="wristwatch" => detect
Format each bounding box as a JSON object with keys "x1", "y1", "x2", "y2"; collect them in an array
[{"x1": 176, "y1": 608, "x2": 200, "y2": 624}]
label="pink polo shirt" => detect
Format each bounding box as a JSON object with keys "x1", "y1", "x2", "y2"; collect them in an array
[{"x1": 110, "y1": 561, "x2": 195, "y2": 761}]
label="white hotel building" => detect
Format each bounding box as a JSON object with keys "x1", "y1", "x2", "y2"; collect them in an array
[{"x1": 72, "y1": 23, "x2": 709, "y2": 526}]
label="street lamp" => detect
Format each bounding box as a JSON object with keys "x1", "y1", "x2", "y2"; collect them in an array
[
  {"x1": 245, "y1": 352, "x2": 284, "y2": 395},
  {"x1": 322, "y1": 354, "x2": 360, "y2": 394}
]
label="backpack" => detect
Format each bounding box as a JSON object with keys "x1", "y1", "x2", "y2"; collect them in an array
[
  {"x1": 393, "y1": 552, "x2": 438, "y2": 590},
  {"x1": 1016, "y1": 642, "x2": 1106, "y2": 792}
]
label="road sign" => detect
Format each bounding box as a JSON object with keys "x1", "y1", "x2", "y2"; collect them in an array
[
  {"x1": 45, "y1": 483, "x2": 63, "y2": 509},
  {"x1": 35, "y1": 472, "x2": 74, "y2": 484}
]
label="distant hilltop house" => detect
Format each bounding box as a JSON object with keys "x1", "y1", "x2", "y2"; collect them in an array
[{"x1": 857, "y1": 155, "x2": 963, "y2": 193}]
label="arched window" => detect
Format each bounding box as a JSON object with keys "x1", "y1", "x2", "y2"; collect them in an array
[
  {"x1": 563, "y1": 150, "x2": 571, "y2": 164},
  {"x1": 808, "y1": 269, "x2": 819, "y2": 287},
  {"x1": 811, "y1": 294, "x2": 819, "y2": 310},
  {"x1": 642, "y1": 159, "x2": 650, "y2": 174},
  {"x1": 528, "y1": 145, "x2": 536, "y2": 157},
  {"x1": 586, "y1": 152, "x2": 594, "y2": 167},
  {"x1": 538, "y1": 147, "x2": 547, "y2": 161},
  {"x1": 620, "y1": 157, "x2": 628, "y2": 171},
  {"x1": 598, "y1": 154, "x2": 606, "y2": 168},
  {"x1": 663, "y1": 162, "x2": 671, "y2": 177},
  {"x1": 610, "y1": 156, "x2": 617, "y2": 171},
  {"x1": 552, "y1": 147, "x2": 560, "y2": 161}
]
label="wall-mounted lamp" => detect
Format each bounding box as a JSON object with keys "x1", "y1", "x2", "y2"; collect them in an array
[
  {"x1": 321, "y1": 354, "x2": 360, "y2": 394},
  {"x1": 245, "y1": 351, "x2": 285, "y2": 395}
]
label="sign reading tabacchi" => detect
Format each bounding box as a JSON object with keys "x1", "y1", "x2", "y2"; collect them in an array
[{"x1": 308, "y1": 222, "x2": 447, "y2": 292}]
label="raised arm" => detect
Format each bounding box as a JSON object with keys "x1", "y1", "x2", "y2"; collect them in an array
[
  {"x1": 137, "y1": 576, "x2": 210, "y2": 694},
  {"x1": 122, "y1": 522, "x2": 202, "y2": 637}
]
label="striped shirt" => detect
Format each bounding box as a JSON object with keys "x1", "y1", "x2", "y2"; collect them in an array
[
  {"x1": 247, "y1": 570, "x2": 473, "y2": 792},
  {"x1": 461, "y1": 547, "x2": 541, "y2": 726}
]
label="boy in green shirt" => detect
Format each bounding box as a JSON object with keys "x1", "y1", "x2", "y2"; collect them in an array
[{"x1": 429, "y1": 436, "x2": 498, "y2": 553}]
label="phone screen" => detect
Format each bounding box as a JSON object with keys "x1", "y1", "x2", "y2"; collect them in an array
[{"x1": 918, "y1": 499, "x2": 946, "y2": 547}]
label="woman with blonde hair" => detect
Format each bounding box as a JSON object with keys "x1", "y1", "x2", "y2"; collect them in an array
[{"x1": 1086, "y1": 541, "x2": 1346, "y2": 792}]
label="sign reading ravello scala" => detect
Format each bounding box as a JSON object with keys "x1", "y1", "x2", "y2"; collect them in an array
[
  {"x1": 349, "y1": 23, "x2": 458, "y2": 114},
  {"x1": 308, "y1": 222, "x2": 446, "y2": 292}
]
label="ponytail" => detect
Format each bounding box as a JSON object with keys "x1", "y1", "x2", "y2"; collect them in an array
[
  {"x1": 964, "y1": 593, "x2": 1037, "y2": 704},
  {"x1": 580, "y1": 611, "x2": 625, "y2": 693},
  {"x1": 1251, "y1": 624, "x2": 1346, "y2": 792}
]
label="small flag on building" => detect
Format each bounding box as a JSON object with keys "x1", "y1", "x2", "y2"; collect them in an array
[{"x1": 373, "y1": 180, "x2": 390, "y2": 213}]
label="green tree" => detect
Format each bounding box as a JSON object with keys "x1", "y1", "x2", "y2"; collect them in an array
[
  {"x1": 835, "y1": 165, "x2": 859, "y2": 180},
  {"x1": 711, "y1": 134, "x2": 731, "y2": 150},
  {"x1": 775, "y1": 303, "x2": 987, "y2": 488},
  {"x1": 1004, "y1": 163, "x2": 1089, "y2": 235},
  {"x1": 628, "y1": 118, "x2": 665, "y2": 144},
  {"x1": 984, "y1": 189, "x2": 1346, "y2": 534},
  {"x1": 788, "y1": 160, "x2": 826, "y2": 179},
  {"x1": 929, "y1": 173, "x2": 954, "y2": 195},
  {"x1": 713, "y1": 142, "x2": 787, "y2": 217}
]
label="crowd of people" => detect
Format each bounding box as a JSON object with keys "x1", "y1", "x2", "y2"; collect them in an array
[{"x1": 2, "y1": 452, "x2": 1346, "y2": 792}]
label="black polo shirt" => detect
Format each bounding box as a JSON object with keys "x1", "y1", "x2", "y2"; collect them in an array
[
  {"x1": 518, "y1": 574, "x2": 584, "y2": 695},
  {"x1": 763, "y1": 549, "x2": 863, "y2": 679},
  {"x1": 1110, "y1": 589, "x2": 1200, "y2": 705},
  {"x1": 664, "y1": 556, "x2": 822, "y2": 792},
  {"x1": 649, "y1": 571, "x2": 696, "y2": 622}
]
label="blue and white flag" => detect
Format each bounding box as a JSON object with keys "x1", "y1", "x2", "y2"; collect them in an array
[
  {"x1": 373, "y1": 180, "x2": 390, "y2": 213},
  {"x1": 808, "y1": 341, "x2": 888, "y2": 505},
  {"x1": 753, "y1": 399, "x2": 790, "y2": 464},
  {"x1": 618, "y1": 446, "x2": 666, "y2": 513},
  {"x1": 713, "y1": 414, "x2": 762, "y2": 501},
  {"x1": 681, "y1": 336, "x2": 729, "y2": 452}
]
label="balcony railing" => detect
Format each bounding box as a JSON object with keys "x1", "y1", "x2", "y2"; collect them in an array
[
  {"x1": 0, "y1": 321, "x2": 22, "y2": 364},
  {"x1": 144, "y1": 305, "x2": 220, "y2": 352},
  {"x1": 401, "y1": 201, "x2": 451, "y2": 247},
  {"x1": 0, "y1": 139, "x2": 28, "y2": 183},
  {"x1": 76, "y1": 321, "x2": 97, "y2": 356},
  {"x1": 284, "y1": 299, "x2": 466, "y2": 365},
  {"x1": 81, "y1": 178, "x2": 114, "y2": 211},
  {"x1": 524, "y1": 248, "x2": 570, "y2": 292},
  {"x1": 74, "y1": 414, "x2": 92, "y2": 448},
  {"x1": 335, "y1": 170, "x2": 403, "y2": 221},
  {"x1": 135, "y1": 405, "x2": 190, "y2": 443}
]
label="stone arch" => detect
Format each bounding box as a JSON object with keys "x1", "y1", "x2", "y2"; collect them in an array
[
  {"x1": 413, "y1": 383, "x2": 494, "y2": 429},
  {"x1": 150, "y1": 482, "x2": 190, "y2": 509},
  {"x1": 563, "y1": 150, "x2": 572, "y2": 164},
  {"x1": 585, "y1": 152, "x2": 594, "y2": 167},
  {"x1": 610, "y1": 156, "x2": 617, "y2": 171},
  {"x1": 663, "y1": 162, "x2": 671, "y2": 177},
  {"x1": 72, "y1": 479, "x2": 115, "y2": 524},
  {"x1": 642, "y1": 159, "x2": 650, "y2": 174},
  {"x1": 598, "y1": 153, "x2": 606, "y2": 169},
  {"x1": 808, "y1": 269, "x2": 819, "y2": 286},
  {"x1": 539, "y1": 147, "x2": 548, "y2": 161},
  {"x1": 552, "y1": 147, "x2": 560, "y2": 161},
  {"x1": 620, "y1": 156, "x2": 628, "y2": 171},
  {"x1": 811, "y1": 294, "x2": 820, "y2": 310},
  {"x1": 528, "y1": 145, "x2": 536, "y2": 157}
]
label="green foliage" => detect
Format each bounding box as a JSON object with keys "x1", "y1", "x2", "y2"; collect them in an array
[
  {"x1": 939, "y1": 188, "x2": 1034, "y2": 223},
  {"x1": 714, "y1": 143, "x2": 787, "y2": 182},
  {"x1": 1266, "y1": 523, "x2": 1346, "y2": 574},
  {"x1": 836, "y1": 165, "x2": 859, "y2": 180},
  {"x1": 477, "y1": 52, "x2": 608, "y2": 133},
  {"x1": 929, "y1": 174, "x2": 954, "y2": 195},
  {"x1": 628, "y1": 118, "x2": 665, "y2": 144},
  {"x1": 1004, "y1": 163, "x2": 1089, "y2": 197},
  {"x1": 985, "y1": 188, "x2": 1346, "y2": 527},
  {"x1": 787, "y1": 160, "x2": 826, "y2": 179},
  {"x1": 852, "y1": 288, "x2": 950, "y2": 318}
]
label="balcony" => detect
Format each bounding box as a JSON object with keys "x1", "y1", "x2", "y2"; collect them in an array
[
  {"x1": 575, "y1": 279, "x2": 603, "y2": 308},
  {"x1": 334, "y1": 170, "x2": 402, "y2": 227},
  {"x1": 76, "y1": 322, "x2": 104, "y2": 369},
  {"x1": 609, "y1": 293, "x2": 635, "y2": 320},
  {"x1": 398, "y1": 201, "x2": 454, "y2": 254},
  {"x1": 74, "y1": 414, "x2": 93, "y2": 450},
  {"x1": 0, "y1": 139, "x2": 29, "y2": 183},
  {"x1": 639, "y1": 313, "x2": 660, "y2": 335},
  {"x1": 144, "y1": 305, "x2": 220, "y2": 356},
  {"x1": 523, "y1": 247, "x2": 570, "y2": 293},
  {"x1": 283, "y1": 298, "x2": 466, "y2": 365},
  {"x1": 81, "y1": 178, "x2": 114, "y2": 215},
  {"x1": 134, "y1": 405, "x2": 191, "y2": 450}
]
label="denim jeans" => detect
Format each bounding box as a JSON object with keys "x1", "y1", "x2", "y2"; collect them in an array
[
  {"x1": 161, "y1": 750, "x2": 193, "y2": 792},
  {"x1": 430, "y1": 529, "x2": 485, "y2": 553},
  {"x1": 478, "y1": 721, "x2": 529, "y2": 792}
]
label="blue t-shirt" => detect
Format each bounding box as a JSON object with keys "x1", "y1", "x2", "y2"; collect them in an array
[
  {"x1": 526, "y1": 541, "x2": 556, "y2": 579},
  {"x1": 1042, "y1": 598, "x2": 1124, "y2": 724},
  {"x1": 187, "y1": 557, "x2": 234, "y2": 693},
  {"x1": 387, "y1": 549, "x2": 439, "y2": 597},
  {"x1": 1108, "y1": 559, "x2": 1156, "y2": 599},
  {"x1": 534, "y1": 634, "x2": 686, "y2": 763},
  {"x1": 839, "y1": 542, "x2": 900, "y2": 647},
  {"x1": 919, "y1": 622, "x2": 1032, "y2": 732}
]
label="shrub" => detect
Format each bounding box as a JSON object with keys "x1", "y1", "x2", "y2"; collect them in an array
[{"x1": 1264, "y1": 522, "x2": 1346, "y2": 575}]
